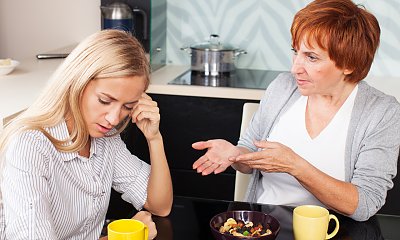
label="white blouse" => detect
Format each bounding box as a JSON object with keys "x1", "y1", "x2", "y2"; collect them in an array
[
  {"x1": 257, "y1": 85, "x2": 358, "y2": 207},
  {"x1": 1, "y1": 120, "x2": 150, "y2": 239}
]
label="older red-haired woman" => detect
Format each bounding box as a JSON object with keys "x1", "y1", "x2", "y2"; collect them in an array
[{"x1": 193, "y1": 0, "x2": 400, "y2": 222}]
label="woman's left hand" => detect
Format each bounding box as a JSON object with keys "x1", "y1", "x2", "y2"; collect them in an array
[
  {"x1": 131, "y1": 93, "x2": 161, "y2": 141},
  {"x1": 132, "y1": 211, "x2": 157, "y2": 240},
  {"x1": 232, "y1": 140, "x2": 302, "y2": 175}
]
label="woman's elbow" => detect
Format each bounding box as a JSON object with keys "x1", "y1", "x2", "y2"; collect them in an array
[
  {"x1": 156, "y1": 207, "x2": 171, "y2": 217},
  {"x1": 148, "y1": 199, "x2": 173, "y2": 217},
  {"x1": 348, "y1": 199, "x2": 381, "y2": 221}
]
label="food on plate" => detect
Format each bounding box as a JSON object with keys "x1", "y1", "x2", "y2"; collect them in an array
[
  {"x1": 0, "y1": 58, "x2": 12, "y2": 66},
  {"x1": 218, "y1": 217, "x2": 272, "y2": 237}
]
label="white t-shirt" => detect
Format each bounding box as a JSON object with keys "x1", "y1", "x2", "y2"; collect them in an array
[{"x1": 256, "y1": 85, "x2": 358, "y2": 207}]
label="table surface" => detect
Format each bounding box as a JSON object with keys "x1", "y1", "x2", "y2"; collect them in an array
[{"x1": 144, "y1": 196, "x2": 400, "y2": 240}]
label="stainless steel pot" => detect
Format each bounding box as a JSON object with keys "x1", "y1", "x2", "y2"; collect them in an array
[{"x1": 181, "y1": 34, "x2": 246, "y2": 76}]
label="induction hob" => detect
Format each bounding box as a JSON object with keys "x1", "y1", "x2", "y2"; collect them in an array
[{"x1": 168, "y1": 69, "x2": 287, "y2": 90}]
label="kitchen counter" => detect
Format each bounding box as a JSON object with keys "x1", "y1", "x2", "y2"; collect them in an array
[
  {"x1": 0, "y1": 58, "x2": 63, "y2": 129},
  {"x1": 1, "y1": 56, "x2": 400, "y2": 130},
  {"x1": 148, "y1": 65, "x2": 266, "y2": 100}
]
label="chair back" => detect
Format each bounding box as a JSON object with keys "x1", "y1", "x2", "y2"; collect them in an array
[
  {"x1": 234, "y1": 102, "x2": 259, "y2": 201},
  {"x1": 378, "y1": 152, "x2": 400, "y2": 215}
]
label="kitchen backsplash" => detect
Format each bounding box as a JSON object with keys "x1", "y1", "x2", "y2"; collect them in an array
[{"x1": 166, "y1": 0, "x2": 400, "y2": 77}]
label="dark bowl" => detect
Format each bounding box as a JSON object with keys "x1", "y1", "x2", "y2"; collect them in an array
[{"x1": 210, "y1": 210, "x2": 280, "y2": 240}]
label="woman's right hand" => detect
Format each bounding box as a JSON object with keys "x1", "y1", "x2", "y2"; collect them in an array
[
  {"x1": 192, "y1": 139, "x2": 241, "y2": 175},
  {"x1": 132, "y1": 211, "x2": 157, "y2": 240},
  {"x1": 131, "y1": 93, "x2": 161, "y2": 142}
]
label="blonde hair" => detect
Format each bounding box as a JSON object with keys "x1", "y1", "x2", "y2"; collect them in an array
[{"x1": 0, "y1": 29, "x2": 149, "y2": 155}]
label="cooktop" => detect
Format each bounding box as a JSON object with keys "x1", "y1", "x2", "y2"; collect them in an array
[{"x1": 168, "y1": 69, "x2": 287, "y2": 90}]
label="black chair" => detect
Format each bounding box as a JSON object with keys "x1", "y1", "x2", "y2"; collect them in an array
[{"x1": 378, "y1": 153, "x2": 400, "y2": 215}]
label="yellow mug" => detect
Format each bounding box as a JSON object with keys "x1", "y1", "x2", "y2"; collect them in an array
[
  {"x1": 293, "y1": 205, "x2": 339, "y2": 240},
  {"x1": 108, "y1": 219, "x2": 148, "y2": 240}
]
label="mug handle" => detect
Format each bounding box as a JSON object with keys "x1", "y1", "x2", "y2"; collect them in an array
[
  {"x1": 144, "y1": 224, "x2": 149, "y2": 240},
  {"x1": 326, "y1": 214, "x2": 340, "y2": 239}
]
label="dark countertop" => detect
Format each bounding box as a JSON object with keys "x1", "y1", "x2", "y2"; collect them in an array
[{"x1": 105, "y1": 195, "x2": 400, "y2": 240}]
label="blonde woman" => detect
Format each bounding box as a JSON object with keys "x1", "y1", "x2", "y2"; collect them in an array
[{"x1": 0, "y1": 30, "x2": 172, "y2": 239}]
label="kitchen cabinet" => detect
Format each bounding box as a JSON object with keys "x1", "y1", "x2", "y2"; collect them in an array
[
  {"x1": 106, "y1": 93, "x2": 258, "y2": 219},
  {"x1": 124, "y1": 94, "x2": 258, "y2": 199}
]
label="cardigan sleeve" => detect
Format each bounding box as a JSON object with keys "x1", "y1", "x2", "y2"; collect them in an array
[{"x1": 349, "y1": 91, "x2": 400, "y2": 221}]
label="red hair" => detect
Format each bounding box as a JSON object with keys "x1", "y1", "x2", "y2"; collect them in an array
[{"x1": 291, "y1": 0, "x2": 380, "y2": 82}]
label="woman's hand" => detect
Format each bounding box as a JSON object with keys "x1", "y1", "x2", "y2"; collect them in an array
[
  {"x1": 232, "y1": 140, "x2": 302, "y2": 175},
  {"x1": 132, "y1": 211, "x2": 157, "y2": 240},
  {"x1": 102, "y1": 211, "x2": 156, "y2": 240},
  {"x1": 131, "y1": 93, "x2": 161, "y2": 141},
  {"x1": 192, "y1": 139, "x2": 241, "y2": 175}
]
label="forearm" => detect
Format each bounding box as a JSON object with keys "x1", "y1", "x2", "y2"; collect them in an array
[
  {"x1": 293, "y1": 159, "x2": 358, "y2": 216},
  {"x1": 145, "y1": 133, "x2": 173, "y2": 216}
]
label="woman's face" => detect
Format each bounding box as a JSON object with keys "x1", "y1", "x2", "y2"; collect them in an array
[
  {"x1": 291, "y1": 39, "x2": 352, "y2": 96},
  {"x1": 80, "y1": 75, "x2": 146, "y2": 138}
]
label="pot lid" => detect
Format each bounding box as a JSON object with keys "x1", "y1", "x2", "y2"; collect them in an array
[{"x1": 191, "y1": 34, "x2": 238, "y2": 51}]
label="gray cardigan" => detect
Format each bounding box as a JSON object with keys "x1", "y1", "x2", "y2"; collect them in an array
[{"x1": 238, "y1": 73, "x2": 400, "y2": 221}]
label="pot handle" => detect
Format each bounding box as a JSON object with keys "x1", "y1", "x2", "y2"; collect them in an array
[
  {"x1": 209, "y1": 34, "x2": 220, "y2": 45},
  {"x1": 180, "y1": 47, "x2": 192, "y2": 55},
  {"x1": 235, "y1": 49, "x2": 247, "y2": 57}
]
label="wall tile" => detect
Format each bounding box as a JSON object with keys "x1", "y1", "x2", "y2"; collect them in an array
[{"x1": 166, "y1": 0, "x2": 400, "y2": 77}]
